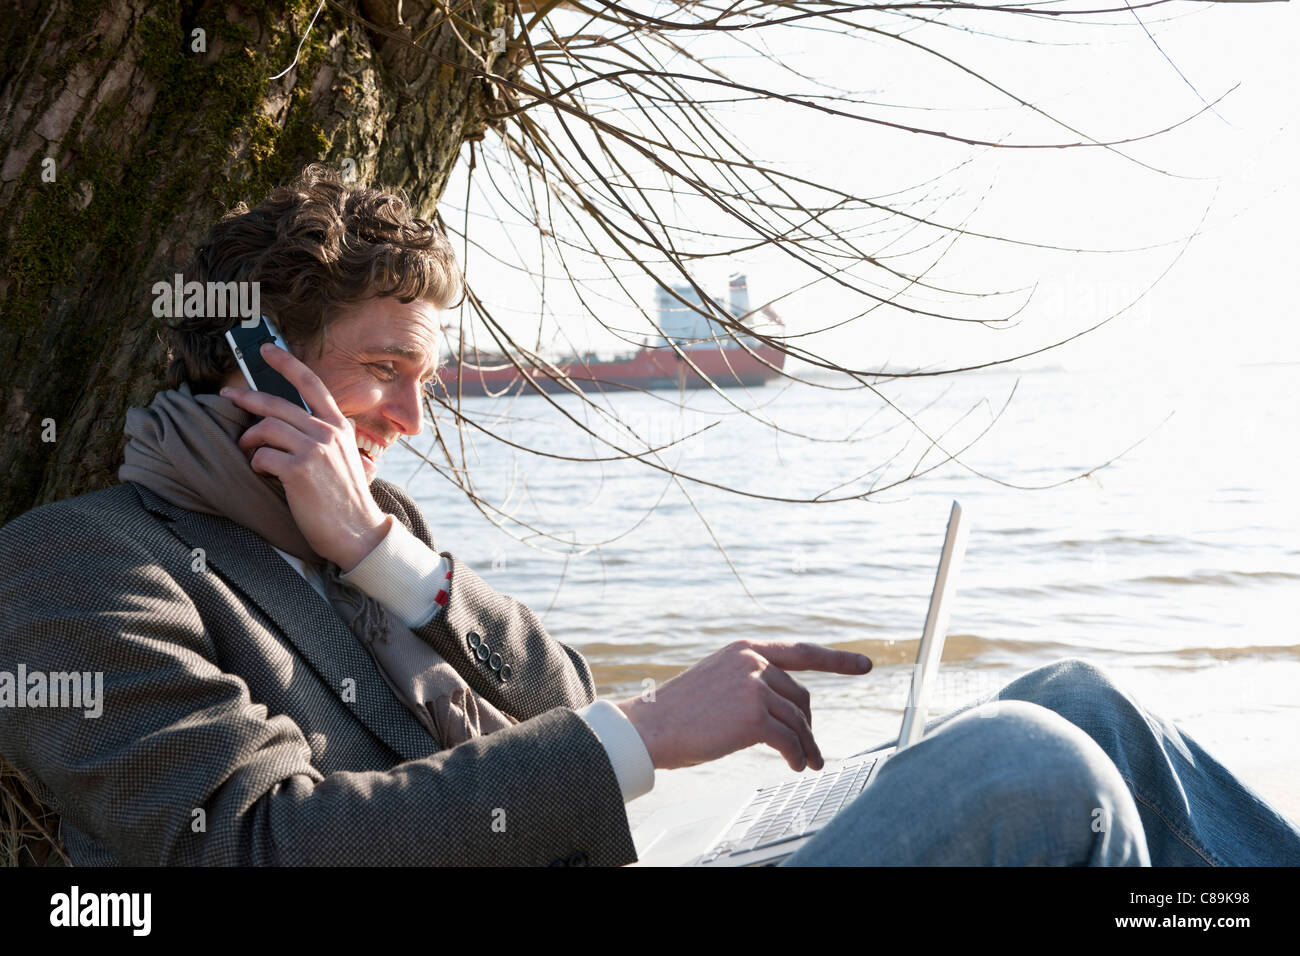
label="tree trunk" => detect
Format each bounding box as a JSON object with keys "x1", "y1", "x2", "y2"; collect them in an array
[
  {"x1": 0, "y1": 0, "x2": 510, "y2": 865},
  {"x1": 0, "y1": 0, "x2": 511, "y2": 527}
]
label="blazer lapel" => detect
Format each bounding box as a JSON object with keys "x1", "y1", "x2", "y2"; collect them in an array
[{"x1": 132, "y1": 484, "x2": 438, "y2": 762}]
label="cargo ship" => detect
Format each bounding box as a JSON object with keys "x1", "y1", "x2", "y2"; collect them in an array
[{"x1": 435, "y1": 273, "x2": 786, "y2": 397}]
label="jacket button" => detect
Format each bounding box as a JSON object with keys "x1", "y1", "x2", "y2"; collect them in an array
[
  {"x1": 476, "y1": 643, "x2": 490, "y2": 662},
  {"x1": 499, "y1": 663, "x2": 512, "y2": 681},
  {"x1": 568, "y1": 850, "x2": 589, "y2": 866},
  {"x1": 489, "y1": 652, "x2": 502, "y2": 671},
  {"x1": 467, "y1": 631, "x2": 482, "y2": 649},
  {"x1": 549, "y1": 857, "x2": 567, "y2": 867}
]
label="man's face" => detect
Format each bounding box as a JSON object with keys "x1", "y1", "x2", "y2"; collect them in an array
[{"x1": 295, "y1": 296, "x2": 441, "y2": 481}]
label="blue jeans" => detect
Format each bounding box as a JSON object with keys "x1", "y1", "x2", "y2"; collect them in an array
[{"x1": 780, "y1": 658, "x2": 1300, "y2": 866}]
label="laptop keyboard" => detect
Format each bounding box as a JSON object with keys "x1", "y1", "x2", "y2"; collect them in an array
[{"x1": 702, "y1": 754, "x2": 878, "y2": 862}]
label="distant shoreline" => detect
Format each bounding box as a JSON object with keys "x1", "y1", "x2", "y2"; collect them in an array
[{"x1": 786, "y1": 359, "x2": 1300, "y2": 381}]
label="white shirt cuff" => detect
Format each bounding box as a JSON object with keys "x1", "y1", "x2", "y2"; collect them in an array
[
  {"x1": 339, "y1": 515, "x2": 451, "y2": 629},
  {"x1": 576, "y1": 699, "x2": 655, "y2": 803}
]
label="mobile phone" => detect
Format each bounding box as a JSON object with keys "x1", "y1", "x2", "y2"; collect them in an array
[{"x1": 224, "y1": 315, "x2": 312, "y2": 413}]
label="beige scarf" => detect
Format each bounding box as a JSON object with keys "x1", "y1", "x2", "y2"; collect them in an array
[{"x1": 118, "y1": 381, "x2": 516, "y2": 749}]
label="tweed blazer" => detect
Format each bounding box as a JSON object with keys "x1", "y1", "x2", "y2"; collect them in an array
[{"x1": 0, "y1": 478, "x2": 638, "y2": 866}]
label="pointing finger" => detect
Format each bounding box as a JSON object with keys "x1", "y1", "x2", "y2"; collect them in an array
[{"x1": 748, "y1": 640, "x2": 872, "y2": 676}]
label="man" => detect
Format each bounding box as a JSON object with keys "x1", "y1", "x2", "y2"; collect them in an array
[{"x1": 1, "y1": 164, "x2": 1296, "y2": 866}]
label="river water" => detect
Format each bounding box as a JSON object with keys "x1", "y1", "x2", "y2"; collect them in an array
[{"x1": 380, "y1": 359, "x2": 1300, "y2": 831}]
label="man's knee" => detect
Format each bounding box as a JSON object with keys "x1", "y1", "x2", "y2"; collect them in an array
[
  {"x1": 939, "y1": 698, "x2": 1115, "y2": 786},
  {"x1": 995, "y1": 657, "x2": 1134, "y2": 734},
  {"x1": 1010, "y1": 656, "x2": 1117, "y2": 694},
  {"x1": 799, "y1": 701, "x2": 1148, "y2": 864},
  {"x1": 928, "y1": 700, "x2": 1148, "y2": 864}
]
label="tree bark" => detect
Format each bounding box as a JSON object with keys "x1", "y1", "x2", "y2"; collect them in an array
[{"x1": 0, "y1": 0, "x2": 510, "y2": 526}]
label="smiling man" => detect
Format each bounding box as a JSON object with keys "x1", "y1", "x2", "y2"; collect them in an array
[
  {"x1": 0, "y1": 163, "x2": 874, "y2": 866},
  {"x1": 261, "y1": 295, "x2": 442, "y2": 481},
  {"x1": 7, "y1": 164, "x2": 1296, "y2": 869},
  {"x1": 221, "y1": 299, "x2": 446, "y2": 573},
  {"x1": 0, "y1": 165, "x2": 642, "y2": 865}
]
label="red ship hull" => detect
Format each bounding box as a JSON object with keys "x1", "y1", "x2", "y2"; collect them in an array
[{"x1": 436, "y1": 344, "x2": 786, "y2": 397}]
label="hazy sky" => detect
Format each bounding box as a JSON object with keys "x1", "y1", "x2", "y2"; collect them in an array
[{"x1": 437, "y1": 1, "x2": 1298, "y2": 374}]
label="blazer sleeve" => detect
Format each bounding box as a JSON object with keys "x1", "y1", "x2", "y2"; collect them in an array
[
  {"x1": 0, "y1": 502, "x2": 638, "y2": 866},
  {"x1": 368, "y1": 479, "x2": 597, "y2": 721}
]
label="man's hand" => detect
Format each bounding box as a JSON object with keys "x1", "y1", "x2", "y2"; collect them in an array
[
  {"x1": 616, "y1": 639, "x2": 872, "y2": 772},
  {"x1": 221, "y1": 342, "x2": 390, "y2": 572}
]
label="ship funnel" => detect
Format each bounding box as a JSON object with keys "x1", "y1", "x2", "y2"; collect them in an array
[{"x1": 728, "y1": 273, "x2": 751, "y2": 322}]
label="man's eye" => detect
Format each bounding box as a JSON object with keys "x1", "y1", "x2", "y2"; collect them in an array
[{"x1": 370, "y1": 363, "x2": 398, "y2": 381}]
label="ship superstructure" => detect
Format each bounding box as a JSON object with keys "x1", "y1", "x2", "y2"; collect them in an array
[{"x1": 436, "y1": 272, "x2": 786, "y2": 396}]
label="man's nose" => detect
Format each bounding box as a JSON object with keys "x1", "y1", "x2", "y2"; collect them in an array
[{"x1": 384, "y1": 379, "x2": 424, "y2": 436}]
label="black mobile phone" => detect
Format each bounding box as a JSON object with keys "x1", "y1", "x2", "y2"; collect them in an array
[{"x1": 224, "y1": 315, "x2": 312, "y2": 413}]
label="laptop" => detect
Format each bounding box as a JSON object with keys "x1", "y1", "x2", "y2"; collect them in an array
[{"x1": 631, "y1": 500, "x2": 969, "y2": 867}]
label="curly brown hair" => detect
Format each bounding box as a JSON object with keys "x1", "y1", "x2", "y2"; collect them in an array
[{"x1": 166, "y1": 163, "x2": 463, "y2": 393}]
